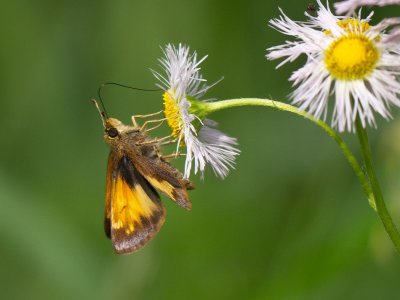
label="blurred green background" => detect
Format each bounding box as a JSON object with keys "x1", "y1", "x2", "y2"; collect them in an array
[{"x1": 2, "y1": 0, "x2": 400, "y2": 299}]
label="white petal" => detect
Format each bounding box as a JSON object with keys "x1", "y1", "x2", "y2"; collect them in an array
[
  {"x1": 335, "y1": 0, "x2": 400, "y2": 15},
  {"x1": 154, "y1": 44, "x2": 240, "y2": 178},
  {"x1": 184, "y1": 119, "x2": 240, "y2": 179},
  {"x1": 268, "y1": 1, "x2": 400, "y2": 132}
]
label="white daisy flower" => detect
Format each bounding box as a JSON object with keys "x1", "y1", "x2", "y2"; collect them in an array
[
  {"x1": 335, "y1": 0, "x2": 400, "y2": 15},
  {"x1": 335, "y1": 0, "x2": 400, "y2": 43},
  {"x1": 266, "y1": 0, "x2": 400, "y2": 132},
  {"x1": 152, "y1": 44, "x2": 240, "y2": 179}
]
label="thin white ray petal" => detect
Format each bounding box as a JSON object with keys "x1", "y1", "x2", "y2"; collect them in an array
[
  {"x1": 153, "y1": 44, "x2": 240, "y2": 178},
  {"x1": 267, "y1": 1, "x2": 400, "y2": 132},
  {"x1": 335, "y1": 0, "x2": 400, "y2": 15}
]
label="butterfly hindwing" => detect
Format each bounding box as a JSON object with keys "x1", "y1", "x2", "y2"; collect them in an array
[
  {"x1": 106, "y1": 154, "x2": 165, "y2": 254},
  {"x1": 133, "y1": 155, "x2": 193, "y2": 211},
  {"x1": 144, "y1": 172, "x2": 193, "y2": 210}
]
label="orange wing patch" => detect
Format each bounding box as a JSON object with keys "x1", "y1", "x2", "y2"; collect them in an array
[
  {"x1": 108, "y1": 156, "x2": 165, "y2": 254},
  {"x1": 111, "y1": 176, "x2": 160, "y2": 234}
]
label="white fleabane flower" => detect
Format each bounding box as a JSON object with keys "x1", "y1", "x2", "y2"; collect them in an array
[
  {"x1": 335, "y1": 0, "x2": 400, "y2": 43},
  {"x1": 266, "y1": 0, "x2": 400, "y2": 132},
  {"x1": 152, "y1": 44, "x2": 240, "y2": 179},
  {"x1": 335, "y1": 0, "x2": 400, "y2": 15}
]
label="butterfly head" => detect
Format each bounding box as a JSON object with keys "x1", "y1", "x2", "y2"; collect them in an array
[
  {"x1": 92, "y1": 99, "x2": 135, "y2": 145},
  {"x1": 103, "y1": 118, "x2": 134, "y2": 145}
]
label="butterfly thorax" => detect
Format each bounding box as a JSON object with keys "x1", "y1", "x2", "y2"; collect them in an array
[{"x1": 103, "y1": 118, "x2": 158, "y2": 156}]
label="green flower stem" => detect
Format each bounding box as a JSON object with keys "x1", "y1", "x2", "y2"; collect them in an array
[
  {"x1": 203, "y1": 98, "x2": 375, "y2": 208},
  {"x1": 355, "y1": 118, "x2": 400, "y2": 254}
]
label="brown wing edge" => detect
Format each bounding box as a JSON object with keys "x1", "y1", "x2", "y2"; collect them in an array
[
  {"x1": 171, "y1": 186, "x2": 192, "y2": 211},
  {"x1": 104, "y1": 151, "x2": 115, "y2": 239},
  {"x1": 112, "y1": 212, "x2": 166, "y2": 254}
]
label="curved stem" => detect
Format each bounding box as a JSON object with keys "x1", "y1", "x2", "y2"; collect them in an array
[
  {"x1": 203, "y1": 98, "x2": 375, "y2": 208},
  {"x1": 355, "y1": 118, "x2": 400, "y2": 254}
]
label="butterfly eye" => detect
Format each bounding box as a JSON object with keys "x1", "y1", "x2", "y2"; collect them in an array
[{"x1": 107, "y1": 127, "x2": 119, "y2": 138}]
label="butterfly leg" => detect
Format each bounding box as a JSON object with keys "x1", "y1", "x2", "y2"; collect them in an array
[
  {"x1": 137, "y1": 134, "x2": 175, "y2": 146},
  {"x1": 159, "y1": 140, "x2": 176, "y2": 146},
  {"x1": 143, "y1": 119, "x2": 167, "y2": 133},
  {"x1": 161, "y1": 153, "x2": 186, "y2": 159},
  {"x1": 140, "y1": 118, "x2": 167, "y2": 132},
  {"x1": 131, "y1": 116, "x2": 139, "y2": 128},
  {"x1": 131, "y1": 110, "x2": 163, "y2": 128},
  {"x1": 135, "y1": 110, "x2": 164, "y2": 119}
]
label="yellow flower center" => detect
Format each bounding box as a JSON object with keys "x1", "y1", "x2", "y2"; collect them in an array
[
  {"x1": 163, "y1": 90, "x2": 183, "y2": 139},
  {"x1": 338, "y1": 18, "x2": 370, "y2": 33},
  {"x1": 324, "y1": 19, "x2": 370, "y2": 36},
  {"x1": 324, "y1": 19, "x2": 379, "y2": 80}
]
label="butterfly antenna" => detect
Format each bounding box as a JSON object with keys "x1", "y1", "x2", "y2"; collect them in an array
[
  {"x1": 95, "y1": 82, "x2": 162, "y2": 126},
  {"x1": 97, "y1": 84, "x2": 110, "y2": 119},
  {"x1": 100, "y1": 82, "x2": 161, "y2": 93},
  {"x1": 92, "y1": 99, "x2": 107, "y2": 128},
  {"x1": 98, "y1": 82, "x2": 161, "y2": 116}
]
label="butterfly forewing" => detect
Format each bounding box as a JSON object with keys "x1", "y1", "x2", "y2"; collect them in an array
[
  {"x1": 106, "y1": 154, "x2": 165, "y2": 254},
  {"x1": 104, "y1": 152, "x2": 115, "y2": 239}
]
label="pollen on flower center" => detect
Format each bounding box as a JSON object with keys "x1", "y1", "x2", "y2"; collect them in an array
[
  {"x1": 163, "y1": 91, "x2": 183, "y2": 139},
  {"x1": 337, "y1": 19, "x2": 369, "y2": 33},
  {"x1": 324, "y1": 34, "x2": 379, "y2": 80}
]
